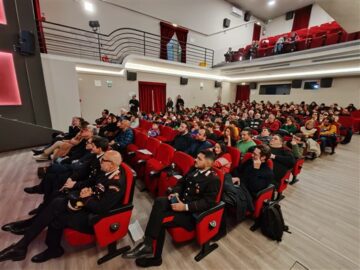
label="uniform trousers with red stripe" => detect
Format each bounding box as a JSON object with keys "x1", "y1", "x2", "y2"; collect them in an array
[{"x1": 145, "y1": 197, "x2": 195, "y2": 258}]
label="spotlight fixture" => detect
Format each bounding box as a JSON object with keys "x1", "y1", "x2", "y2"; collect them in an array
[
  {"x1": 89, "y1": 20, "x2": 100, "y2": 32},
  {"x1": 268, "y1": 0, "x2": 276, "y2": 6}
]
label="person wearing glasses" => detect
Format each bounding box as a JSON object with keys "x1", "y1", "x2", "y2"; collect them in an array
[{"x1": 0, "y1": 150, "x2": 126, "y2": 263}]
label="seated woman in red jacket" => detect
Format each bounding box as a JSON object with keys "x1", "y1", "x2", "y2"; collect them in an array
[{"x1": 213, "y1": 142, "x2": 232, "y2": 174}]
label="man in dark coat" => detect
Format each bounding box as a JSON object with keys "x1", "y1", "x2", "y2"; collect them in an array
[{"x1": 0, "y1": 151, "x2": 126, "y2": 263}]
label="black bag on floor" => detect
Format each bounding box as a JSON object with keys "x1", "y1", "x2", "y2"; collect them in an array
[
  {"x1": 260, "y1": 201, "x2": 290, "y2": 242},
  {"x1": 340, "y1": 127, "x2": 353, "y2": 144}
]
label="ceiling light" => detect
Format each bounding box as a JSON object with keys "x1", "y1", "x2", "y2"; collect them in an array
[
  {"x1": 75, "y1": 66, "x2": 124, "y2": 76},
  {"x1": 256, "y1": 21, "x2": 261, "y2": 26},
  {"x1": 84, "y1": 1, "x2": 94, "y2": 13},
  {"x1": 125, "y1": 63, "x2": 226, "y2": 81},
  {"x1": 229, "y1": 67, "x2": 360, "y2": 82},
  {"x1": 172, "y1": 23, "x2": 178, "y2": 27},
  {"x1": 268, "y1": 0, "x2": 276, "y2": 6}
]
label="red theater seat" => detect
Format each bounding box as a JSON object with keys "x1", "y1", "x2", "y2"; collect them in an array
[
  {"x1": 325, "y1": 32, "x2": 340, "y2": 45},
  {"x1": 157, "y1": 151, "x2": 194, "y2": 197},
  {"x1": 63, "y1": 163, "x2": 135, "y2": 265},
  {"x1": 166, "y1": 168, "x2": 225, "y2": 261},
  {"x1": 157, "y1": 125, "x2": 178, "y2": 143},
  {"x1": 291, "y1": 158, "x2": 305, "y2": 183},
  {"x1": 143, "y1": 143, "x2": 175, "y2": 195},
  {"x1": 309, "y1": 36, "x2": 325, "y2": 49},
  {"x1": 227, "y1": 146, "x2": 241, "y2": 172},
  {"x1": 276, "y1": 170, "x2": 292, "y2": 201}
]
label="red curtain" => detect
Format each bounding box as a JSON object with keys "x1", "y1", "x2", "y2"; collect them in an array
[
  {"x1": 292, "y1": 5, "x2": 313, "y2": 31},
  {"x1": 252, "y1": 23, "x2": 261, "y2": 41},
  {"x1": 160, "y1": 22, "x2": 188, "y2": 63},
  {"x1": 138, "y1": 82, "x2": 166, "y2": 113},
  {"x1": 235, "y1": 85, "x2": 250, "y2": 102}
]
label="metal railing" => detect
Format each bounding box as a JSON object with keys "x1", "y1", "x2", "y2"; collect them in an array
[{"x1": 38, "y1": 20, "x2": 214, "y2": 67}]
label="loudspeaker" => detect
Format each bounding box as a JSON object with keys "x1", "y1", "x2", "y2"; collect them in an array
[
  {"x1": 320, "y1": 78, "x2": 333, "y2": 88},
  {"x1": 285, "y1": 11, "x2": 294, "y2": 20},
  {"x1": 180, "y1": 77, "x2": 188, "y2": 85},
  {"x1": 215, "y1": 81, "x2": 222, "y2": 88},
  {"x1": 249, "y1": 82, "x2": 257, "y2": 89},
  {"x1": 127, "y1": 71, "x2": 137, "y2": 81},
  {"x1": 18, "y1": 31, "x2": 35, "y2": 56},
  {"x1": 223, "y1": 18, "x2": 231, "y2": 28},
  {"x1": 244, "y1": 11, "x2": 251, "y2": 22},
  {"x1": 291, "y1": 80, "x2": 302, "y2": 88}
]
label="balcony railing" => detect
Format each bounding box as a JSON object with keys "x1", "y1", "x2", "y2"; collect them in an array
[{"x1": 37, "y1": 20, "x2": 214, "y2": 67}]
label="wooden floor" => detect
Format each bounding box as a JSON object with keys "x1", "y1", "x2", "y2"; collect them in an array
[{"x1": 0, "y1": 136, "x2": 359, "y2": 270}]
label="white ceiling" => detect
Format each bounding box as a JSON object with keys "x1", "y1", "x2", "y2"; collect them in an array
[{"x1": 225, "y1": 0, "x2": 315, "y2": 21}]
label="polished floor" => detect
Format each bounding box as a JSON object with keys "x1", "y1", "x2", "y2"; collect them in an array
[{"x1": 0, "y1": 136, "x2": 359, "y2": 270}]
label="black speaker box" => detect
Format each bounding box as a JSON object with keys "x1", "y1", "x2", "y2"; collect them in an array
[
  {"x1": 223, "y1": 18, "x2": 231, "y2": 28},
  {"x1": 244, "y1": 11, "x2": 251, "y2": 22},
  {"x1": 180, "y1": 77, "x2": 188, "y2": 85},
  {"x1": 18, "y1": 30, "x2": 35, "y2": 56},
  {"x1": 320, "y1": 78, "x2": 333, "y2": 88},
  {"x1": 249, "y1": 82, "x2": 257, "y2": 89},
  {"x1": 291, "y1": 80, "x2": 302, "y2": 88},
  {"x1": 127, "y1": 71, "x2": 137, "y2": 81},
  {"x1": 215, "y1": 81, "x2": 222, "y2": 88},
  {"x1": 286, "y1": 11, "x2": 294, "y2": 20}
]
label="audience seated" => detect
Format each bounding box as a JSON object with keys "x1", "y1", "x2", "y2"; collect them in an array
[
  {"x1": 254, "y1": 128, "x2": 273, "y2": 145},
  {"x1": 220, "y1": 126, "x2": 238, "y2": 147},
  {"x1": 147, "y1": 123, "x2": 160, "y2": 138},
  {"x1": 269, "y1": 135, "x2": 296, "y2": 191},
  {"x1": 236, "y1": 128, "x2": 256, "y2": 157},
  {"x1": 95, "y1": 109, "x2": 109, "y2": 127},
  {"x1": 110, "y1": 119, "x2": 134, "y2": 155},
  {"x1": 213, "y1": 143, "x2": 232, "y2": 174},
  {"x1": 186, "y1": 128, "x2": 212, "y2": 157},
  {"x1": 171, "y1": 122, "x2": 193, "y2": 152},
  {"x1": 319, "y1": 117, "x2": 338, "y2": 154},
  {"x1": 262, "y1": 114, "x2": 281, "y2": 133},
  {"x1": 0, "y1": 151, "x2": 126, "y2": 263},
  {"x1": 279, "y1": 116, "x2": 298, "y2": 135}
]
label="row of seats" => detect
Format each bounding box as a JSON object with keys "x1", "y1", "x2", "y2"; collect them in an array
[{"x1": 231, "y1": 21, "x2": 360, "y2": 61}]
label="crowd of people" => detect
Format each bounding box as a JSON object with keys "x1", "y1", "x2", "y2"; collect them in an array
[{"x1": 0, "y1": 98, "x2": 356, "y2": 267}]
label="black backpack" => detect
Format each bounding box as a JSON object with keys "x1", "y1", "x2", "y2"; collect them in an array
[{"x1": 260, "y1": 201, "x2": 290, "y2": 242}]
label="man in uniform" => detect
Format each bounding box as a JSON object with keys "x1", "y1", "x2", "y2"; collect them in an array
[
  {"x1": 129, "y1": 94, "x2": 140, "y2": 114},
  {"x1": 0, "y1": 151, "x2": 126, "y2": 263},
  {"x1": 23, "y1": 136, "x2": 109, "y2": 216},
  {"x1": 122, "y1": 150, "x2": 220, "y2": 268}
]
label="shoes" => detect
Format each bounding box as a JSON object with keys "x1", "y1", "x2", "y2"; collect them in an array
[
  {"x1": 330, "y1": 151, "x2": 335, "y2": 155},
  {"x1": 0, "y1": 244, "x2": 27, "y2": 262},
  {"x1": 2, "y1": 220, "x2": 32, "y2": 235},
  {"x1": 33, "y1": 154, "x2": 50, "y2": 161},
  {"x1": 24, "y1": 185, "x2": 43, "y2": 194},
  {"x1": 289, "y1": 178, "x2": 299, "y2": 185},
  {"x1": 31, "y1": 247, "x2": 64, "y2": 263},
  {"x1": 32, "y1": 147, "x2": 45, "y2": 155},
  {"x1": 122, "y1": 242, "x2": 153, "y2": 259},
  {"x1": 28, "y1": 205, "x2": 43, "y2": 216},
  {"x1": 135, "y1": 257, "x2": 162, "y2": 268}
]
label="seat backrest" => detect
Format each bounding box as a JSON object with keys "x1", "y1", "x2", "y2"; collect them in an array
[
  {"x1": 173, "y1": 151, "x2": 194, "y2": 175},
  {"x1": 253, "y1": 184, "x2": 275, "y2": 218},
  {"x1": 155, "y1": 143, "x2": 175, "y2": 165},
  {"x1": 211, "y1": 167, "x2": 225, "y2": 203},
  {"x1": 145, "y1": 137, "x2": 161, "y2": 155},
  {"x1": 121, "y1": 162, "x2": 135, "y2": 205},
  {"x1": 253, "y1": 138, "x2": 263, "y2": 145},
  {"x1": 207, "y1": 139, "x2": 216, "y2": 146},
  {"x1": 227, "y1": 146, "x2": 241, "y2": 171},
  {"x1": 134, "y1": 130, "x2": 148, "y2": 149}
]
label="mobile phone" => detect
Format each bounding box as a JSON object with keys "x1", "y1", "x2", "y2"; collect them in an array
[{"x1": 170, "y1": 195, "x2": 178, "y2": 204}]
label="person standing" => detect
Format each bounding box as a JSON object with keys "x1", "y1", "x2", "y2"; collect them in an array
[
  {"x1": 166, "y1": 97, "x2": 174, "y2": 112},
  {"x1": 175, "y1": 95, "x2": 184, "y2": 113},
  {"x1": 129, "y1": 95, "x2": 140, "y2": 114}
]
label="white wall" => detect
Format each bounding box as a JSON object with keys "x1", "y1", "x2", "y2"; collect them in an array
[
  {"x1": 41, "y1": 56, "x2": 81, "y2": 131},
  {"x1": 249, "y1": 77, "x2": 360, "y2": 107},
  {"x1": 263, "y1": 3, "x2": 334, "y2": 38},
  {"x1": 77, "y1": 72, "x2": 236, "y2": 123},
  {"x1": 39, "y1": 0, "x2": 254, "y2": 65}
]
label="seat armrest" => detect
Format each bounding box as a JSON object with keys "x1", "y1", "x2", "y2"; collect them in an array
[
  {"x1": 194, "y1": 201, "x2": 225, "y2": 223},
  {"x1": 128, "y1": 151, "x2": 136, "y2": 157},
  {"x1": 89, "y1": 204, "x2": 134, "y2": 225},
  {"x1": 137, "y1": 159, "x2": 147, "y2": 165}
]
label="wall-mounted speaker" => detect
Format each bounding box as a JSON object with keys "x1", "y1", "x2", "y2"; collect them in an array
[
  {"x1": 291, "y1": 79, "x2": 302, "y2": 88},
  {"x1": 244, "y1": 11, "x2": 251, "y2": 22},
  {"x1": 320, "y1": 78, "x2": 333, "y2": 88},
  {"x1": 127, "y1": 71, "x2": 137, "y2": 81},
  {"x1": 285, "y1": 11, "x2": 294, "y2": 20},
  {"x1": 223, "y1": 18, "x2": 231, "y2": 28},
  {"x1": 215, "y1": 81, "x2": 222, "y2": 88},
  {"x1": 180, "y1": 77, "x2": 188, "y2": 85},
  {"x1": 249, "y1": 82, "x2": 257, "y2": 89},
  {"x1": 18, "y1": 31, "x2": 35, "y2": 56}
]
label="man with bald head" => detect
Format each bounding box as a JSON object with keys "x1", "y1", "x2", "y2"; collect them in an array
[
  {"x1": 110, "y1": 119, "x2": 134, "y2": 155},
  {"x1": 0, "y1": 151, "x2": 127, "y2": 263}
]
